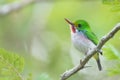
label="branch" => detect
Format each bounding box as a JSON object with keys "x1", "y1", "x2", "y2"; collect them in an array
[
  {"x1": 0, "y1": 0, "x2": 34, "y2": 15},
  {"x1": 61, "y1": 23, "x2": 120, "y2": 80}
]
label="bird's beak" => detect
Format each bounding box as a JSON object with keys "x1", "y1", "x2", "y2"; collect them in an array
[
  {"x1": 65, "y1": 18, "x2": 76, "y2": 33},
  {"x1": 65, "y1": 18, "x2": 74, "y2": 26}
]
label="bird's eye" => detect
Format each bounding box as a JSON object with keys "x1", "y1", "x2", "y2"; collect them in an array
[{"x1": 78, "y1": 24, "x2": 82, "y2": 28}]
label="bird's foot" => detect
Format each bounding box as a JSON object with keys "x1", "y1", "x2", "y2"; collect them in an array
[
  {"x1": 97, "y1": 50, "x2": 103, "y2": 55},
  {"x1": 80, "y1": 59, "x2": 92, "y2": 69}
]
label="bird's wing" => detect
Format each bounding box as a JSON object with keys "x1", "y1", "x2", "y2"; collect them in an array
[
  {"x1": 84, "y1": 31, "x2": 98, "y2": 45},
  {"x1": 84, "y1": 30, "x2": 103, "y2": 55}
]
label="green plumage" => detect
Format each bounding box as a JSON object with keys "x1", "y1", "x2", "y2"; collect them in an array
[
  {"x1": 84, "y1": 31, "x2": 98, "y2": 45},
  {"x1": 74, "y1": 20, "x2": 98, "y2": 45}
]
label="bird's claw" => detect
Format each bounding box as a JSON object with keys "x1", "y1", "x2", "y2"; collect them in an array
[
  {"x1": 80, "y1": 59, "x2": 92, "y2": 69},
  {"x1": 96, "y1": 49, "x2": 103, "y2": 55}
]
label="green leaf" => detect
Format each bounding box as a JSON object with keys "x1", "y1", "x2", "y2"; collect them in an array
[
  {"x1": 103, "y1": 0, "x2": 120, "y2": 5},
  {"x1": 0, "y1": 49, "x2": 24, "y2": 80},
  {"x1": 109, "y1": 44, "x2": 120, "y2": 59},
  {"x1": 102, "y1": 0, "x2": 120, "y2": 12},
  {"x1": 104, "y1": 44, "x2": 120, "y2": 76},
  {"x1": 103, "y1": 44, "x2": 120, "y2": 60},
  {"x1": 108, "y1": 63, "x2": 120, "y2": 76}
]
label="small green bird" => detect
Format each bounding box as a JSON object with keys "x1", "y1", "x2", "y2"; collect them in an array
[{"x1": 65, "y1": 18, "x2": 102, "y2": 71}]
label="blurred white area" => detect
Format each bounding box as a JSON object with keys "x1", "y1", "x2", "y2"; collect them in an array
[
  {"x1": 24, "y1": 2, "x2": 54, "y2": 61},
  {"x1": 31, "y1": 37, "x2": 48, "y2": 61}
]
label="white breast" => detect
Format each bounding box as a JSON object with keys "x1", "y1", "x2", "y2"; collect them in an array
[{"x1": 71, "y1": 31, "x2": 96, "y2": 54}]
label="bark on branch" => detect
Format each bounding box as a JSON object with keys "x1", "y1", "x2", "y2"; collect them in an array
[
  {"x1": 0, "y1": 0, "x2": 34, "y2": 15},
  {"x1": 61, "y1": 23, "x2": 120, "y2": 80}
]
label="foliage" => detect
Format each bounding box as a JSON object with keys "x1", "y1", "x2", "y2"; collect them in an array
[
  {"x1": 104, "y1": 44, "x2": 120, "y2": 76},
  {"x1": 38, "y1": 73, "x2": 52, "y2": 80},
  {"x1": 104, "y1": 44, "x2": 120, "y2": 60},
  {"x1": 103, "y1": 0, "x2": 120, "y2": 12},
  {"x1": 108, "y1": 63, "x2": 120, "y2": 76},
  {"x1": 0, "y1": 48, "x2": 53, "y2": 80},
  {"x1": 0, "y1": 49, "x2": 24, "y2": 80},
  {"x1": 103, "y1": 0, "x2": 120, "y2": 4}
]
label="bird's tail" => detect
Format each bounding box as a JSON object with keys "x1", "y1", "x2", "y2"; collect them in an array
[
  {"x1": 96, "y1": 58, "x2": 102, "y2": 71},
  {"x1": 94, "y1": 54, "x2": 102, "y2": 71}
]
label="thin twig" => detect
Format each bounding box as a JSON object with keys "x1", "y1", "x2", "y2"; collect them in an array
[
  {"x1": 61, "y1": 23, "x2": 120, "y2": 80},
  {"x1": 0, "y1": 0, "x2": 34, "y2": 15}
]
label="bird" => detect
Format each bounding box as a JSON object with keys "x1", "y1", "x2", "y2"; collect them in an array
[{"x1": 65, "y1": 18, "x2": 102, "y2": 71}]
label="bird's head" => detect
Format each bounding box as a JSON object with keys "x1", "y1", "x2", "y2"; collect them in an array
[{"x1": 65, "y1": 18, "x2": 91, "y2": 33}]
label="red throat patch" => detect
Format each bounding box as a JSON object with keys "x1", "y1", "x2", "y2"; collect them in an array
[{"x1": 71, "y1": 25, "x2": 76, "y2": 33}]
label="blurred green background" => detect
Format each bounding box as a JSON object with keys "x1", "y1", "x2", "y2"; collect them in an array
[{"x1": 0, "y1": 0, "x2": 120, "y2": 80}]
